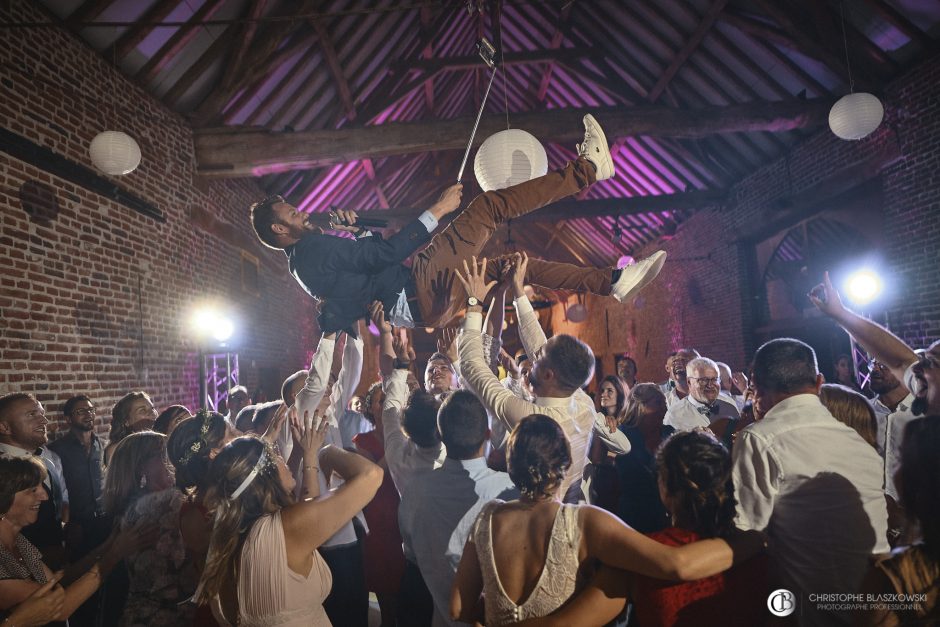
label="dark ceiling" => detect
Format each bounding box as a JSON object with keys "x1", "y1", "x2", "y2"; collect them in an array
[{"x1": 29, "y1": 0, "x2": 940, "y2": 266}]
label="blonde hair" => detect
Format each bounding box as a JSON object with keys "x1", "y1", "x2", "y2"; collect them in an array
[
  {"x1": 197, "y1": 437, "x2": 293, "y2": 603},
  {"x1": 102, "y1": 431, "x2": 166, "y2": 517},
  {"x1": 819, "y1": 384, "x2": 878, "y2": 448},
  {"x1": 623, "y1": 383, "x2": 667, "y2": 427}
]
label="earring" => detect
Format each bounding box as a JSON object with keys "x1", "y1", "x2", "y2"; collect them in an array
[{"x1": 139, "y1": 474, "x2": 147, "y2": 489}]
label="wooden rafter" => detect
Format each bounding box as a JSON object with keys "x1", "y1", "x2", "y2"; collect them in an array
[
  {"x1": 190, "y1": 0, "x2": 320, "y2": 124},
  {"x1": 420, "y1": 6, "x2": 435, "y2": 114},
  {"x1": 194, "y1": 99, "x2": 834, "y2": 177},
  {"x1": 66, "y1": 0, "x2": 113, "y2": 28},
  {"x1": 241, "y1": 51, "x2": 316, "y2": 126},
  {"x1": 532, "y1": 3, "x2": 574, "y2": 106},
  {"x1": 163, "y1": 25, "x2": 237, "y2": 108},
  {"x1": 718, "y1": 8, "x2": 799, "y2": 51},
  {"x1": 750, "y1": 0, "x2": 877, "y2": 90},
  {"x1": 102, "y1": 0, "x2": 179, "y2": 61},
  {"x1": 861, "y1": 0, "x2": 936, "y2": 51},
  {"x1": 134, "y1": 0, "x2": 228, "y2": 84},
  {"x1": 222, "y1": 0, "x2": 270, "y2": 92},
  {"x1": 648, "y1": 0, "x2": 728, "y2": 103},
  {"x1": 799, "y1": 0, "x2": 896, "y2": 76},
  {"x1": 311, "y1": 19, "x2": 356, "y2": 122}
]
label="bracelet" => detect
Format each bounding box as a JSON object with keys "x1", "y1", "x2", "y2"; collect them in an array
[
  {"x1": 393, "y1": 359, "x2": 412, "y2": 370},
  {"x1": 303, "y1": 465, "x2": 319, "y2": 471}
]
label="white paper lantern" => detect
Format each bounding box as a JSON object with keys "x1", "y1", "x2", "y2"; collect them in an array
[
  {"x1": 828, "y1": 93, "x2": 884, "y2": 140},
  {"x1": 89, "y1": 131, "x2": 141, "y2": 175},
  {"x1": 474, "y1": 129, "x2": 547, "y2": 192}
]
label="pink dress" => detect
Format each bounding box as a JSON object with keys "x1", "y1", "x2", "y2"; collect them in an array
[{"x1": 210, "y1": 511, "x2": 333, "y2": 626}]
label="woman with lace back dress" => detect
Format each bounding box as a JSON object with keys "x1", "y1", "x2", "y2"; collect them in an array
[{"x1": 450, "y1": 414, "x2": 767, "y2": 626}]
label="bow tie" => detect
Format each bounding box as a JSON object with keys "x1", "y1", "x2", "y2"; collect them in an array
[{"x1": 696, "y1": 404, "x2": 718, "y2": 417}]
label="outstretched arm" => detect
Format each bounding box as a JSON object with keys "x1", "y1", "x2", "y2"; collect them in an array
[
  {"x1": 809, "y1": 272, "x2": 917, "y2": 384},
  {"x1": 582, "y1": 506, "x2": 766, "y2": 581},
  {"x1": 457, "y1": 257, "x2": 542, "y2": 429},
  {"x1": 450, "y1": 536, "x2": 485, "y2": 623}
]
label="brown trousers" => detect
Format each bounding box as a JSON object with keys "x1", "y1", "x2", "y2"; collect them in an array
[{"x1": 412, "y1": 158, "x2": 613, "y2": 327}]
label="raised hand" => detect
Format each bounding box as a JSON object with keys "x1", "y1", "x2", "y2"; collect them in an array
[
  {"x1": 498, "y1": 348, "x2": 521, "y2": 379},
  {"x1": 808, "y1": 271, "x2": 847, "y2": 318},
  {"x1": 508, "y1": 252, "x2": 529, "y2": 298},
  {"x1": 393, "y1": 329, "x2": 416, "y2": 364},
  {"x1": 731, "y1": 371, "x2": 749, "y2": 395},
  {"x1": 262, "y1": 402, "x2": 289, "y2": 446},
  {"x1": 296, "y1": 409, "x2": 330, "y2": 455},
  {"x1": 455, "y1": 256, "x2": 498, "y2": 303},
  {"x1": 369, "y1": 300, "x2": 392, "y2": 334},
  {"x1": 438, "y1": 327, "x2": 459, "y2": 364},
  {"x1": 430, "y1": 183, "x2": 464, "y2": 219}
]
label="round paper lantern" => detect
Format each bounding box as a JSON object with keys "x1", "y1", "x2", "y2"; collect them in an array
[
  {"x1": 89, "y1": 131, "x2": 141, "y2": 175},
  {"x1": 474, "y1": 129, "x2": 547, "y2": 192},
  {"x1": 828, "y1": 93, "x2": 884, "y2": 140}
]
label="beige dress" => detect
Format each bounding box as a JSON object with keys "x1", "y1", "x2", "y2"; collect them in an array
[
  {"x1": 211, "y1": 511, "x2": 333, "y2": 626},
  {"x1": 473, "y1": 500, "x2": 584, "y2": 625}
]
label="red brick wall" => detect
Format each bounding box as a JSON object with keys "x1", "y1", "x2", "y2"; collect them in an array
[
  {"x1": 568, "y1": 53, "x2": 940, "y2": 383},
  {"x1": 1, "y1": 1, "x2": 317, "y2": 437}
]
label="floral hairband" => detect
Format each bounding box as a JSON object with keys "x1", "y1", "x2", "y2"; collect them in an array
[{"x1": 176, "y1": 410, "x2": 213, "y2": 466}]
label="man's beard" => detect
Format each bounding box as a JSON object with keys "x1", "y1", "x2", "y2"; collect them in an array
[{"x1": 911, "y1": 396, "x2": 928, "y2": 416}]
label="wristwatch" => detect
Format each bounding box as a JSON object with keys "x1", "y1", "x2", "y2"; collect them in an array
[{"x1": 467, "y1": 296, "x2": 479, "y2": 307}]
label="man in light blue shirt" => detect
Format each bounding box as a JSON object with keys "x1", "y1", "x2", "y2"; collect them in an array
[{"x1": 399, "y1": 390, "x2": 518, "y2": 627}]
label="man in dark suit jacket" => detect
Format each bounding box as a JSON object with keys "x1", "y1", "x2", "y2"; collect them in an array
[{"x1": 249, "y1": 114, "x2": 667, "y2": 334}]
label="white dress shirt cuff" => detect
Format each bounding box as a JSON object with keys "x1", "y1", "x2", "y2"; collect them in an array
[{"x1": 417, "y1": 211, "x2": 439, "y2": 232}]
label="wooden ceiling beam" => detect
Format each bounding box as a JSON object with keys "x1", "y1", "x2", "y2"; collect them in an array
[
  {"x1": 190, "y1": 0, "x2": 320, "y2": 123},
  {"x1": 311, "y1": 18, "x2": 357, "y2": 122},
  {"x1": 397, "y1": 47, "x2": 595, "y2": 75},
  {"x1": 648, "y1": 0, "x2": 728, "y2": 103},
  {"x1": 799, "y1": 0, "x2": 897, "y2": 76},
  {"x1": 222, "y1": 0, "x2": 270, "y2": 92},
  {"x1": 134, "y1": 0, "x2": 228, "y2": 84},
  {"x1": 861, "y1": 0, "x2": 936, "y2": 52},
  {"x1": 66, "y1": 0, "x2": 113, "y2": 28},
  {"x1": 102, "y1": 0, "x2": 179, "y2": 61},
  {"x1": 349, "y1": 191, "x2": 727, "y2": 225},
  {"x1": 163, "y1": 25, "x2": 237, "y2": 108},
  {"x1": 194, "y1": 99, "x2": 834, "y2": 177},
  {"x1": 718, "y1": 8, "x2": 799, "y2": 50},
  {"x1": 750, "y1": 0, "x2": 877, "y2": 90}
]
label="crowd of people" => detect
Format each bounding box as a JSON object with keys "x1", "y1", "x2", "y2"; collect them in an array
[{"x1": 2, "y1": 117, "x2": 938, "y2": 626}]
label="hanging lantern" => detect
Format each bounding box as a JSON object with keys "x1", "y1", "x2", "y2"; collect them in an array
[
  {"x1": 89, "y1": 131, "x2": 141, "y2": 175},
  {"x1": 474, "y1": 129, "x2": 547, "y2": 192},
  {"x1": 828, "y1": 93, "x2": 884, "y2": 141}
]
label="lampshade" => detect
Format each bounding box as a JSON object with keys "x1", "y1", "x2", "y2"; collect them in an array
[
  {"x1": 474, "y1": 129, "x2": 547, "y2": 192},
  {"x1": 828, "y1": 93, "x2": 884, "y2": 141},
  {"x1": 89, "y1": 131, "x2": 141, "y2": 175}
]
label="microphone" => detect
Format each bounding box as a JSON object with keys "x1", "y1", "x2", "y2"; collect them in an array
[{"x1": 329, "y1": 209, "x2": 388, "y2": 229}]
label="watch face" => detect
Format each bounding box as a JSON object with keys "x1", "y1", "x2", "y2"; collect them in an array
[{"x1": 468, "y1": 297, "x2": 479, "y2": 306}]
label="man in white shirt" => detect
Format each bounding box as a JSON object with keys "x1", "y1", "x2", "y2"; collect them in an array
[
  {"x1": 223, "y1": 385, "x2": 251, "y2": 430},
  {"x1": 0, "y1": 392, "x2": 70, "y2": 566},
  {"x1": 733, "y1": 338, "x2": 889, "y2": 626},
  {"x1": 664, "y1": 357, "x2": 740, "y2": 432},
  {"x1": 869, "y1": 360, "x2": 911, "y2": 457},
  {"x1": 283, "y1": 332, "x2": 369, "y2": 627},
  {"x1": 399, "y1": 390, "x2": 517, "y2": 627},
  {"x1": 457, "y1": 254, "x2": 634, "y2": 503},
  {"x1": 716, "y1": 361, "x2": 747, "y2": 410},
  {"x1": 660, "y1": 348, "x2": 700, "y2": 408}
]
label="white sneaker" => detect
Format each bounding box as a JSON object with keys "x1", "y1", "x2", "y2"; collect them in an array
[
  {"x1": 577, "y1": 114, "x2": 615, "y2": 181},
  {"x1": 611, "y1": 250, "x2": 667, "y2": 302}
]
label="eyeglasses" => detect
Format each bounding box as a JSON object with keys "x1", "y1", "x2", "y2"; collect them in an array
[
  {"x1": 689, "y1": 377, "x2": 720, "y2": 386},
  {"x1": 72, "y1": 407, "x2": 96, "y2": 416}
]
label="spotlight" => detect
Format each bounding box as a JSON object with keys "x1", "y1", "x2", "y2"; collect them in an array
[
  {"x1": 844, "y1": 269, "x2": 883, "y2": 306},
  {"x1": 191, "y1": 306, "x2": 236, "y2": 345}
]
